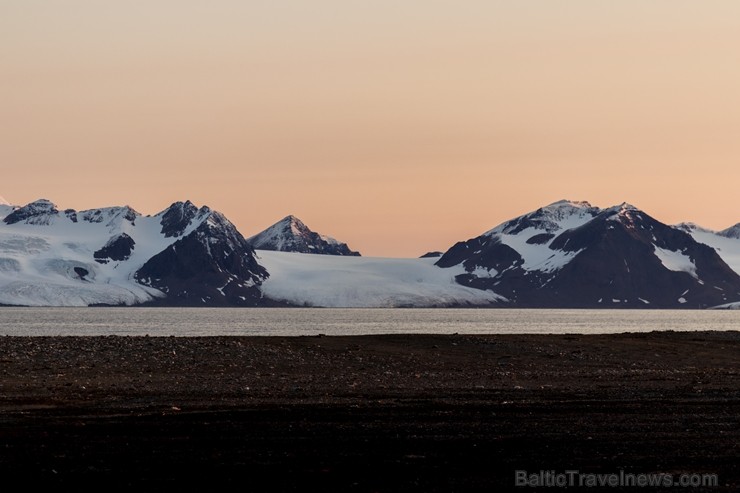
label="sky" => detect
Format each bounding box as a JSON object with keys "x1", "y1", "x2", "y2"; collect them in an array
[{"x1": 2, "y1": 1, "x2": 740, "y2": 257}]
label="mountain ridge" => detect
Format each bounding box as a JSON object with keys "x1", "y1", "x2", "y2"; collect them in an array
[
  {"x1": 436, "y1": 200, "x2": 740, "y2": 308},
  {"x1": 2, "y1": 197, "x2": 740, "y2": 308}
]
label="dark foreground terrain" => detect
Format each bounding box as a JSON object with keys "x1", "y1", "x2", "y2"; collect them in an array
[{"x1": 1, "y1": 332, "x2": 738, "y2": 491}]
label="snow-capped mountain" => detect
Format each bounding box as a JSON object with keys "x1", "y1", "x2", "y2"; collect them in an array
[
  {"x1": 248, "y1": 215, "x2": 360, "y2": 256},
  {"x1": 0, "y1": 199, "x2": 267, "y2": 306},
  {"x1": 436, "y1": 200, "x2": 740, "y2": 308}
]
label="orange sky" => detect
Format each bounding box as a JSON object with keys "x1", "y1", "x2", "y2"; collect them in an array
[{"x1": 2, "y1": 1, "x2": 740, "y2": 256}]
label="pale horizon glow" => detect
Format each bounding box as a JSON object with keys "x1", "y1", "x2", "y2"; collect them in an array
[{"x1": 3, "y1": 1, "x2": 740, "y2": 256}]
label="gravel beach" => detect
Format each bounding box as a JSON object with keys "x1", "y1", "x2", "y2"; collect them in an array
[{"x1": 1, "y1": 332, "x2": 739, "y2": 491}]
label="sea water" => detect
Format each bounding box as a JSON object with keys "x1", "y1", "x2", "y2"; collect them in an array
[{"x1": 0, "y1": 307, "x2": 738, "y2": 337}]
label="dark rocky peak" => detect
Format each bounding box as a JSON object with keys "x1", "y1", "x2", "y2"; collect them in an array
[
  {"x1": 158, "y1": 201, "x2": 203, "y2": 238},
  {"x1": 420, "y1": 251, "x2": 443, "y2": 258},
  {"x1": 3, "y1": 199, "x2": 60, "y2": 225}
]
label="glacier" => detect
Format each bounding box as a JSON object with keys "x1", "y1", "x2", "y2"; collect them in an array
[{"x1": 256, "y1": 250, "x2": 506, "y2": 307}]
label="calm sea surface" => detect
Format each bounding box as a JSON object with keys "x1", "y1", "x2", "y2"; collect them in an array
[{"x1": 0, "y1": 308, "x2": 739, "y2": 337}]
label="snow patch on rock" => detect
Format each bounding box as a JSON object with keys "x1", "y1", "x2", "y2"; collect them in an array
[{"x1": 652, "y1": 246, "x2": 698, "y2": 279}]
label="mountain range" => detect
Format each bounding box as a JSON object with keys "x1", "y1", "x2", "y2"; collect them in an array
[{"x1": 2, "y1": 197, "x2": 740, "y2": 308}]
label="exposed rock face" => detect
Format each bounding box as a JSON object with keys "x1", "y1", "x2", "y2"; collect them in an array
[
  {"x1": 159, "y1": 201, "x2": 199, "y2": 238},
  {"x1": 94, "y1": 234, "x2": 135, "y2": 263},
  {"x1": 3, "y1": 199, "x2": 59, "y2": 226},
  {"x1": 135, "y1": 209, "x2": 269, "y2": 306},
  {"x1": 248, "y1": 215, "x2": 360, "y2": 256}
]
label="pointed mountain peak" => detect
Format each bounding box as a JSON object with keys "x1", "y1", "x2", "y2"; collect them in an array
[
  {"x1": 277, "y1": 214, "x2": 303, "y2": 226},
  {"x1": 603, "y1": 202, "x2": 642, "y2": 225},
  {"x1": 278, "y1": 215, "x2": 313, "y2": 237},
  {"x1": 617, "y1": 202, "x2": 639, "y2": 211},
  {"x1": 248, "y1": 215, "x2": 360, "y2": 256},
  {"x1": 158, "y1": 200, "x2": 208, "y2": 238}
]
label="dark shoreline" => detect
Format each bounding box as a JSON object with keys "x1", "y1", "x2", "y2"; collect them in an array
[{"x1": 1, "y1": 332, "x2": 738, "y2": 491}]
